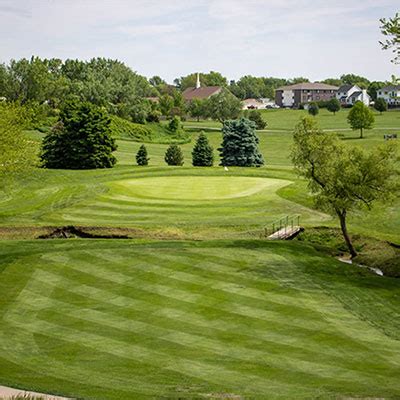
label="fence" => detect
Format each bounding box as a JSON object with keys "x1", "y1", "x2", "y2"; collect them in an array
[{"x1": 261, "y1": 215, "x2": 300, "y2": 239}]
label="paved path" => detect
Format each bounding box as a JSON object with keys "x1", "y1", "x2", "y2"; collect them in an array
[{"x1": 0, "y1": 385, "x2": 70, "y2": 399}]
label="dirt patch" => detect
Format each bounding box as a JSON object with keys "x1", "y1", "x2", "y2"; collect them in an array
[{"x1": 37, "y1": 226, "x2": 129, "y2": 239}]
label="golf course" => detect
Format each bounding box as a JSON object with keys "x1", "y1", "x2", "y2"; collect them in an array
[{"x1": 1, "y1": 108, "x2": 400, "y2": 399}]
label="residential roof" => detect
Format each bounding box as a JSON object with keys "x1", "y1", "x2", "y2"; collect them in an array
[
  {"x1": 379, "y1": 85, "x2": 400, "y2": 92},
  {"x1": 349, "y1": 91, "x2": 362, "y2": 98},
  {"x1": 276, "y1": 82, "x2": 339, "y2": 91},
  {"x1": 182, "y1": 86, "x2": 222, "y2": 100},
  {"x1": 337, "y1": 84, "x2": 353, "y2": 93}
]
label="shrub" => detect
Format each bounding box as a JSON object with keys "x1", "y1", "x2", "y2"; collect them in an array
[
  {"x1": 374, "y1": 98, "x2": 388, "y2": 114},
  {"x1": 308, "y1": 102, "x2": 319, "y2": 116},
  {"x1": 164, "y1": 144, "x2": 184, "y2": 166},
  {"x1": 218, "y1": 118, "x2": 264, "y2": 167},
  {"x1": 41, "y1": 100, "x2": 117, "y2": 169},
  {"x1": 192, "y1": 132, "x2": 214, "y2": 166},
  {"x1": 326, "y1": 98, "x2": 341, "y2": 115},
  {"x1": 168, "y1": 116, "x2": 181, "y2": 132},
  {"x1": 243, "y1": 109, "x2": 267, "y2": 129},
  {"x1": 136, "y1": 144, "x2": 149, "y2": 166}
]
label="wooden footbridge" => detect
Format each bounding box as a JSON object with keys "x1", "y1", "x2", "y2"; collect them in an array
[{"x1": 261, "y1": 215, "x2": 303, "y2": 240}]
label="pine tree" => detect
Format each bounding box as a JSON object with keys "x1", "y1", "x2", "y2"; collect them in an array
[
  {"x1": 164, "y1": 144, "x2": 184, "y2": 166},
  {"x1": 218, "y1": 118, "x2": 264, "y2": 167},
  {"x1": 136, "y1": 144, "x2": 149, "y2": 166},
  {"x1": 192, "y1": 133, "x2": 214, "y2": 166},
  {"x1": 308, "y1": 102, "x2": 319, "y2": 116},
  {"x1": 41, "y1": 100, "x2": 117, "y2": 169}
]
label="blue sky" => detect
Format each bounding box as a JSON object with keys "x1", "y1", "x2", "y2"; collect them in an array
[{"x1": 0, "y1": 0, "x2": 398, "y2": 83}]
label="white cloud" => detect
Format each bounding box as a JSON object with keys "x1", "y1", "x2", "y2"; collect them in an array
[{"x1": 0, "y1": 0, "x2": 398, "y2": 82}]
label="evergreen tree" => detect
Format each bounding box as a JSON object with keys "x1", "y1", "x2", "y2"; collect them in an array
[
  {"x1": 308, "y1": 102, "x2": 319, "y2": 116},
  {"x1": 192, "y1": 132, "x2": 214, "y2": 166},
  {"x1": 218, "y1": 118, "x2": 264, "y2": 167},
  {"x1": 374, "y1": 97, "x2": 388, "y2": 114},
  {"x1": 136, "y1": 144, "x2": 149, "y2": 166},
  {"x1": 164, "y1": 144, "x2": 184, "y2": 166},
  {"x1": 41, "y1": 100, "x2": 117, "y2": 169}
]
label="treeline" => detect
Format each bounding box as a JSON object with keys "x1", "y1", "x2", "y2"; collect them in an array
[{"x1": 0, "y1": 56, "x2": 395, "y2": 124}]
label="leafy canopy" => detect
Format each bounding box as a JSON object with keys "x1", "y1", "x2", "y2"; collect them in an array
[
  {"x1": 292, "y1": 117, "x2": 399, "y2": 257},
  {"x1": 347, "y1": 101, "x2": 375, "y2": 138}
]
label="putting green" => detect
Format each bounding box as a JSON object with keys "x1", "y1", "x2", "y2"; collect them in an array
[{"x1": 110, "y1": 176, "x2": 290, "y2": 201}]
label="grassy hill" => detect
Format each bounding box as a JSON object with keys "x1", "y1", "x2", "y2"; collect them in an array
[
  {"x1": 1, "y1": 239, "x2": 400, "y2": 400},
  {"x1": 111, "y1": 115, "x2": 190, "y2": 144}
]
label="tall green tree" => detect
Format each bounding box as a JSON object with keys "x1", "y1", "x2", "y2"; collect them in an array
[
  {"x1": 326, "y1": 98, "x2": 341, "y2": 115},
  {"x1": 204, "y1": 90, "x2": 241, "y2": 123},
  {"x1": 292, "y1": 117, "x2": 399, "y2": 258},
  {"x1": 374, "y1": 97, "x2": 388, "y2": 114},
  {"x1": 164, "y1": 144, "x2": 184, "y2": 166},
  {"x1": 340, "y1": 74, "x2": 370, "y2": 89},
  {"x1": 159, "y1": 94, "x2": 174, "y2": 117},
  {"x1": 347, "y1": 101, "x2": 375, "y2": 138},
  {"x1": 178, "y1": 71, "x2": 228, "y2": 91},
  {"x1": 41, "y1": 100, "x2": 117, "y2": 169},
  {"x1": 192, "y1": 132, "x2": 214, "y2": 166},
  {"x1": 218, "y1": 118, "x2": 264, "y2": 167},
  {"x1": 187, "y1": 98, "x2": 206, "y2": 121}
]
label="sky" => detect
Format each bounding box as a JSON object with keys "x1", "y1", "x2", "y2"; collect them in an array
[{"x1": 0, "y1": 0, "x2": 399, "y2": 83}]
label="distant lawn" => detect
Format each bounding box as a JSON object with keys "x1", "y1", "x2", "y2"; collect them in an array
[
  {"x1": 184, "y1": 108, "x2": 400, "y2": 132},
  {"x1": 1, "y1": 239, "x2": 400, "y2": 400}
]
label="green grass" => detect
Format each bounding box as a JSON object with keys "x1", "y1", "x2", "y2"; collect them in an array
[
  {"x1": 1, "y1": 239, "x2": 400, "y2": 400},
  {"x1": 184, "y1": 108, "x2": 400, "y2": 132},
  {"x1": 1, "y1": 109, "x2": 399, "y2": 400},
  {"x1": 111, "y1": 116, "x2": 190, "y2": 144}
]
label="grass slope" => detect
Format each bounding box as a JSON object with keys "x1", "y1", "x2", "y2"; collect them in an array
[
  {"x1": 111, "y1": 116, "x2": 190, "y2": 144},
  {"x1": 1, "y1": 239, "x2": 400, "y2": 400}
]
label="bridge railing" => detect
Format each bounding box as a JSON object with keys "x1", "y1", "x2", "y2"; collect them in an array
[{"x1": 261, "y1": 215, "x2": 300, "y2": 239}]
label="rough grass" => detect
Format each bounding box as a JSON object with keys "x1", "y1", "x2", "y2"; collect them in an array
[
  {"x1": 110, "y1": 115, "x2": 190, "y2": 144},
  {"x1": 1, "y1": 239, "x2": 400, "y2": 400}
]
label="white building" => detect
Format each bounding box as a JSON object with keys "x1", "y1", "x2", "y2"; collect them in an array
[
  {"x1": 336, "y1": 85, "x2": 371, "y2": 106},
  {"x1": 377, "y1": 85, "x2": 400, "y2": 106}
]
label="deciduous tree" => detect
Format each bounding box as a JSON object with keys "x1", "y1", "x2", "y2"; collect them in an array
[
  {"x1": 347, "y1": 101, "x2": 374, "y2": 138},
  {"x1": 326, "y1": 98, "x2": 340, "y2": 115},
  {"x1": 374, "y1": 97, "x2": 388, "y2": 114},
  {"x1": 292, "y1": 117, "x2": 399, "y2": 258}
]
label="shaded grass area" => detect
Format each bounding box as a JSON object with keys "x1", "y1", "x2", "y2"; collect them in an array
[
  {"x1": 296, "y1": 227, "x2": 400, "y2": 277},
  {"x1": 1, "y1": 239, "x2": 400, "y2": 400}
]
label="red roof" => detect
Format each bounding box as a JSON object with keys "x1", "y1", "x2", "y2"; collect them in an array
[{"x1": 182, "y1": 86, "x2": 222, "y2": 100}]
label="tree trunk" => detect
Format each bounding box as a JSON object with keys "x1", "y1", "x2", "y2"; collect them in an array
[
  {"x1": 338, "y1": 210, "x2": 357, "y2": 258},
  {"x1": 360, "y1": 127, "x2": 363, "y2": 139}
]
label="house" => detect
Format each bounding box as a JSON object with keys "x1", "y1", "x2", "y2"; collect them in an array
[
  {"x1": 377, "y1": 85, "x2": 400, "y2": 107},
  {"x1": 182, "y1": 73, "x2": 222, "y2": 101},
  {"x1": 336, "y1": 85, "x2": 370, "y2": 106},
  {"x1": 275, "y1": 82, "x2": 338, "y2": 108}
]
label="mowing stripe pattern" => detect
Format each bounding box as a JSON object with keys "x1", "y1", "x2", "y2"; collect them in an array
[{"x1": 1, "y1": 241, "x2": 400, "y2": 399}]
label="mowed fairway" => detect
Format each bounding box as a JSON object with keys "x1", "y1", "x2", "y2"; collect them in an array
[{"x1": 1, "y1": 240, "x2": 400, "y2": 399}]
